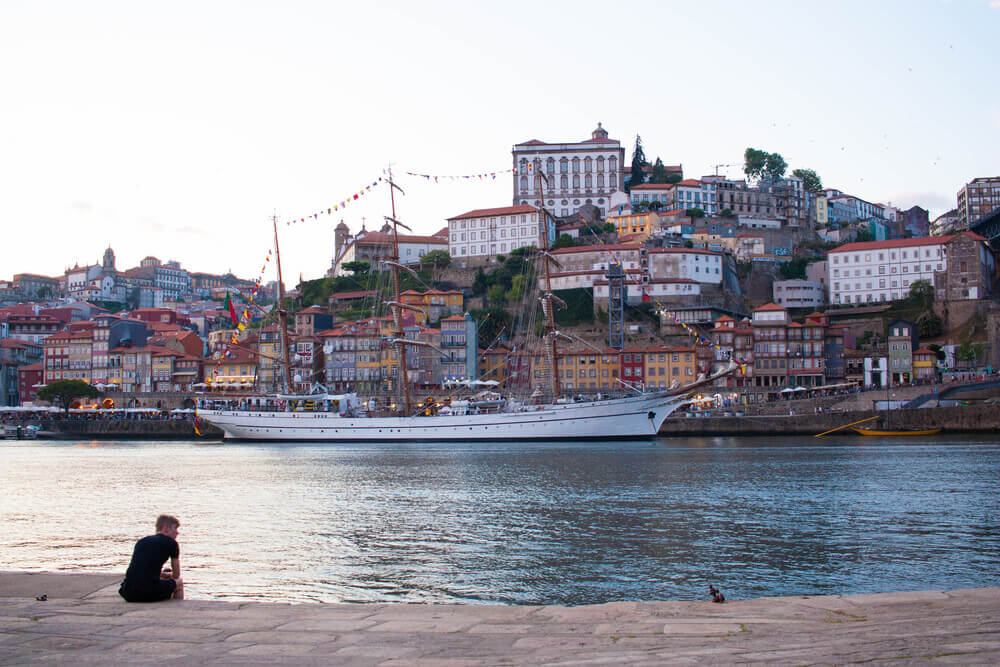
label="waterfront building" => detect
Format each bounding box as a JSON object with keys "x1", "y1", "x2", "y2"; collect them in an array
[
  {"x1": 956, "y1": 176, "x2": 1000, "y2": 229},
  {"x1": 710, "y1": 315, "x2": 755, "y2": 391},
  {"x1": 751, "y1": 303, "x2": 789, "y2": 392},
  {"x1": 256, "y1": 325, "x2": 282, "y2": 393},
  {"x1": 772, "y1": 279, "x2": 826, "y2": 309},
  {"x1": 17, "y1": 362, "x2": 43, "y2": 404},
  {"x1": 320, "y1": 319, "x2": 382, "y2": 394},
  {"x1": 512, "y1": 123, "x2": 625, "y2": 218},
  {"x1": 447, "y1": 205, "x2": 542, "y2": 267},
  {"x1": 1, "y1": 339, "x2": 41, "y2": 405},
  {"x1": 205, "y1": 345, "x2": 256, "y2": 391},
  {"x1": 619, "y1": 348, "x2": 645, "y2": 390},
  {"x1": 931, "y1": 209, "x2": 961, "y2": 236},
  {"x1": 479, "y1": 347, "x2": 508, "y2": 386},
  {"x1": 913, "y1": 348, "x2": 938, "y2": 383},
  {"x1": 887, "y1": 319, "x2": 917, "y2": 386},
  {"x1": 440, "y1": 315, "x2": 468, "y2": 382},
  {"x1": 643, "y1": 347, "x2": 696, "y2": 391},
  {"x1": 0, "y1": 313, "x2": 62, "y2": 344},
  {"x1": 786, "y1": 317, "x2": 825, "y2": 388}
]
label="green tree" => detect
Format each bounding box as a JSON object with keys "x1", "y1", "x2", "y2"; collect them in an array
[
  {"x1": 779, "y1": 257, "x2": 811, "y2": 280},
  {"x1": 665, "y1": 172, "x2": 682, "y2": 184},
  {"x1": 854, "y1": 229, "x2": 873, "y2": 243},
  {"x1": 37, "y1": 380, "x2": 100, "y2": 414},
  {"x1": 341, "y1": 261, "x2": 370, "y2": 275},
  {"x1": 648, "y1": 200, "x2": 662, "y2": 211},
  {"x1": 765, "y1": 152, "x2": 787, "y2": 180},
  {"x1": 927, "y1": 343, "x2": 946, "y2": 361},
  {"x1": 649, "y1": 157, "x2": 670, "y2": 184},
  {"x1": 956, "y1": 341, "x2": 985, "y2": 369},
  {"x1": 510, "y1": 274, "x2": 529, "y2": 300},
  {"x1": 551, "y1": 233, "x2": 575, "y2": 250},
  {"x1": 472, "y1": 307, "x2": 513, "y2": 349},
  {"x1": 472, "y1": 268, "x2": 488, "y2": 295},
  {"x1": 917, "y1": 311, "x2": 943, "y2": 338},
  {"x1": 908, "y1": 279, "x2": 935, "y2": 309},
  {"x1": 743, "y1": 147, "x2": 769, "y2": 181},
  {"x1": 792, "y1": 168, "x2": 823, "y2": 193},
  {"x1": 686, "y1": 207, "x2": 706, "y2": 218},
  {"x1": 720, "y1": 208, "x2": 735, "y2": 218},
  {"x1": 684, "y1": 240, "x2": 694, "y2": 248},
  {"x1": 627, "y1": 135, "x2": 647, "y2": 191},
  {"x1": 419, "y1": 250, "x2": 451, "y2": 268},
  {"x1": 486, "y1": 283, "x2": 506, "y2": 306}
]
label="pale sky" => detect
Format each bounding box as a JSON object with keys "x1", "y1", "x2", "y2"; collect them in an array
[{"x1": 2, "y1": 0, "x2": 998, "y2": 286}]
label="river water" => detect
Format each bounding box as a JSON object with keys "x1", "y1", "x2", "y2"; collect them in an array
[{"x1": 2, "y1": 436, "x2": 998, "y2": 605}]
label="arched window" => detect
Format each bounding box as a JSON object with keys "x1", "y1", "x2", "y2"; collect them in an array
[
  {"x1": 533, "y1": 159, "x2": 542, "y2": 173},
  {"x1": 573, "y1": 175, "x2": 580, "y2": 189},
  {"x1": 560, "y1": 159, "x2": 568, "y2": 174},
  {"x1": 596, "y1": 156, "x2": 605, "y2": 172},
  {"x1": 519, "y1": 158, "x2": 528, "y2": 173},
  {"x1": 597, "y1": 174, "x2": 605, "y2": 188},
  {"x1": 520, "y1": 176, "x2": 528, "y2": 190},
  {"x1": 585, "y1": 174, "x2": 592, "y2": 188},
  {"x1": 608, "y1": 156, "x2": 617, "y2": 172},
  {"x1": 546, "y1": 158, "x2": 554, "y2": 174},
  {"x1": 560, "y1": 175, "x2": 568, "y2": 189},
  {"x1": 584, "y1": 157, "x2": 592, "y2": 172},
  {"x1": 572, "y1": 158, "x2": 580, "y2": 173}
]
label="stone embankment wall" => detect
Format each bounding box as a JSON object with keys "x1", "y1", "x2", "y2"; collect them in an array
[
  {"x1": 42, "y1": 419, "x2": 223, "y2": 440},
  {"x1": 661, "y1": 404, "x2": 996, "y2": 436}
]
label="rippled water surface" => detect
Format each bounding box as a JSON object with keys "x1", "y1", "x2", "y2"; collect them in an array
[{"x1": 2, "y1": 436, "x2": 998, "y2": 604}]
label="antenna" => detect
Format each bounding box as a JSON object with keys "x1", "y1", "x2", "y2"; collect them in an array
[{"x1": 713, "y1": 163, "x2": 738, "y2": 176}]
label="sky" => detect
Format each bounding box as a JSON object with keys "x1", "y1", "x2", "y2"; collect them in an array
[{"x1": 1, "y1": 0, "x2": 998, "y2": 286}]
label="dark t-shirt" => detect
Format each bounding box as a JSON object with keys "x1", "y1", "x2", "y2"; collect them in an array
[{"x1": 121, "y1": 533, "x2": 179, "y2": 593}]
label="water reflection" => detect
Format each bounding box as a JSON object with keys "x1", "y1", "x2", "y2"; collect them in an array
[{"x1": 0, "y1": 436, "x2": 997, "y2": 604}]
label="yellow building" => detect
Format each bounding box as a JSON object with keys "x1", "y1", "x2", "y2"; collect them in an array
[
  {"x1": 555, "y1": 348, "x2": 622, "y2": 392},
  {"x1": 643, "y1": 346, "x2": 696, "y2": 390},
  {"x1": 815, "y1": 196, "x2": 828, "y2": 225},
  {"x1": 479, "y1": 348, "x2": 508, "y2": 386},
  {"x1": 207, "y1": 347, "x2": 257, "y2": 390},
  {"x1": 400, "y1": 289, "x2": 464, "y2": 325},
  {"x1": 608, "y1": 211, "x2": 660, "y2": 239}
]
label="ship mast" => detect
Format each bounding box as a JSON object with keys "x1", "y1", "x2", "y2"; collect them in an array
[
  {"x1": 535, "y1": 170, "x2": 562, "y2": 399},
  {"x1": 385, "y1": 167, "x2": 411, "y2": 415},
  {"x1": 272, "y1": 214, "x2": 292, "y2": 394}
]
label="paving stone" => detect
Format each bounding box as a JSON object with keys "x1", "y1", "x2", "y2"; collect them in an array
[
  {"x1": 366, "y1": 619, "x2": 478, "y2": 633},
  {"x1": 274, "y1": 618, "x2": 378, "y2": 632}
]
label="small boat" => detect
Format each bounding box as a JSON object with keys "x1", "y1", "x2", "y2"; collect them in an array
[{"x1": 852, "y1": 427, "x2": 941, "y2": 436}]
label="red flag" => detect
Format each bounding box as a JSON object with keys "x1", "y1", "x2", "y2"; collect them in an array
[{"x1": 224, "y1": 292, "x2": 238, "y2": 326}]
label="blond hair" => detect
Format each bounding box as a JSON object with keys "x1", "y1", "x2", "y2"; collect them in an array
[{"x1": 155, "y1": 514, "x2": 180, "y2": 532}]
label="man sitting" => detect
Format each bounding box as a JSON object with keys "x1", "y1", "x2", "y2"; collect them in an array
[{"x1": 119, "y1": 514, "x2": 184, "y2": 602}]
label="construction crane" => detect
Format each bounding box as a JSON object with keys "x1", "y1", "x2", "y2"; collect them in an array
[{"x1": 713, "y1": 163, "x2": 739, "y2": 176}]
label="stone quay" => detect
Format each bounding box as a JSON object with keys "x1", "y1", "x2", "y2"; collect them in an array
[{"x1": 0, "y1": 572, "x2": 997, "y2": 664}]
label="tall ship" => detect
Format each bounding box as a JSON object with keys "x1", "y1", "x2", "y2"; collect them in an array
[{"x1": 197, "y1": 169, "x2": 736, "y2": 441}]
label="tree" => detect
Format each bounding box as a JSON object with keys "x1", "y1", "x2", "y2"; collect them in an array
[
  {"x1": 472, "y1": 268, "x2": 488, "y2": 295},
  {"x1": 665, "y1": 172, "x2": 682, "y2": 184},
  {"x1": 792, "y1": 168, "x2": 823, "y2": 194},
  {"x1": 854, "y1": 229, "x2": 873, "y2": 243},
  {"x1": 551, "y1": 233, "x2": 575, "y2": 250},
  {"x1": 647, "y1": 200, "x2": 663, "y2": 211},
  {"x1": 341, "y1": 261, "x2": 370, "y2": 275},
  {"x1": 38, "y1": 380, "x2": 100, "y2": 414},
  {"x1": 720, "y1": 208, "x2": 735, "y2": 218},
  {"x1": 908, "y1": 279, "x2": 935, "y2": 309},
  {"x1": 473, "y1": 307, "x2": 513, "y2": 349},
  {"x1": 686, "y1": 207, "x2": 706, "y2": 218},
  {"x1": 627, "y1": 135, "x2": 647, "y2": 191},
  {"x1": 510, "y1": 274, "x2": 529, "y2": 301},
  {"x1": 486, "y1": 284, "x2": 506, "y2": 306},
  {"x1": 420, "y1": 250, "x2": 451, "y2": 268},
  {"x1": 917, "y1": 311, "x2": 943, "y2": 338},
  {"x1": 649, "y1": 157, "x2": 670, "y2": 184},
  {"x1": 765, "y1": 152, "x2": 787, "y2": 181},
  {"x1": 743, "y1": 148, "x2": 769, "y2": 182},
  {"x1": 927, "y1": 343, "x2": 946, "y2": 361},
  {"x1": 684, "y1": 240, "x2": 694, "y2": 248},
  {"x1": 956, "y1": 341, "x2": 985, "y2": 369}
]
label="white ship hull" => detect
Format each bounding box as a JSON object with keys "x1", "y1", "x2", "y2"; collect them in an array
[{"x1": 199, "y1": 391, "x2": 694, "y2": 442}]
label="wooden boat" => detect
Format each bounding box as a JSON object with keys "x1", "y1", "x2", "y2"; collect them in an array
[{"x1": 852, "y1": 427, "x2": 941, "y2": 436}]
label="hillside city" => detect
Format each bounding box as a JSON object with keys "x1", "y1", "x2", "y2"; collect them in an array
[{"x1": 2, "y1": 124, "x2": 999, "y2": 411}]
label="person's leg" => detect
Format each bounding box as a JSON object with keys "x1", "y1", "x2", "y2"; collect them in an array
[{"x1": 172, "y1": 578, "x2": 184, "y2": 600}]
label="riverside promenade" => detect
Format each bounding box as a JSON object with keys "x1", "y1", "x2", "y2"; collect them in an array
[{"x1": 1, "y1": 572, "x2": 997, "y2": 664}]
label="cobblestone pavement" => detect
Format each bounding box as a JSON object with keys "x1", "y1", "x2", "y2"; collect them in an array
[{"x1": 0, "y1": 572, "x2": 997, "y2": 664}]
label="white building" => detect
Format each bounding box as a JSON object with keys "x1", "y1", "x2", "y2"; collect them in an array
[
  {"x1": 542, "y1": 245, "x2": 724, "y2": 291},
  {"x1": 828, "y1": 237, "x2": 948, "y2": 305},
  {"x1": 447, "y1": 205, "x2": 541, "y2": 266},
  {"x1": 593, "y1": 278, "x2": 700, "y2": 303},
  {"x1": 773, "y1": 279, "x2": 826, "y2": 308},
  {"x1": 332, "y1": 230, "x2": 449, "y2": 276},
  {"x1": 512, "y1": 123, "x2": 625, "y2": 218}
]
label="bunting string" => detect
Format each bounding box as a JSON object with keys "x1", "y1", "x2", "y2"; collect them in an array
[
  {"x1": 404, "y1": 168, "x2": 515, "y2": 182},
  {"x1": 283, "y1": 177, "x2": 385, "y2": 227}
]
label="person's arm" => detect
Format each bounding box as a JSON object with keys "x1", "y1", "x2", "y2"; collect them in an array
[{"x1": 170, "y1": 556, "x2": 180, "y2": 579}]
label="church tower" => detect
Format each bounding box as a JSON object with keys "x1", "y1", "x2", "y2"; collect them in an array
[
  {"x1": 102, "y1": 246, "x2": 116, "y2": 272},
  {"x1": 334, "y1": 221, "x2": 350, "y2": 262}
]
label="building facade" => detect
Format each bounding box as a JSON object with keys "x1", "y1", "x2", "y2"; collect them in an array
[
  {"x1": 512, "y1": 124, "x2": 625, "y2": 218},
  {"x1": 956, "y1": 176, "x2": 1000, "y2": 229},
  {"x1": 447, "y1": 205, "x2": 542, "y2": 266}
]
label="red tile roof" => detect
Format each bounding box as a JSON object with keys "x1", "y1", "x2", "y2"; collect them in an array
[
  {"x1": 676, "y1": 179, "x2": 702, "y2": 187},
  {"x1": 448, "y1": 205, "x2": 538, "y2": 220},
  {"x1": 629, "y1": 183, "x2": 675, "y2": 191},
  {"x1": 755, "y1": 303, "x2": 786, "y2": 312},
  {"x1": 830, "y1": 231, "x2": 986, "y2": 254},
  {"x1": 356, "y1": 232, "x2": 449, "y2": 245}
]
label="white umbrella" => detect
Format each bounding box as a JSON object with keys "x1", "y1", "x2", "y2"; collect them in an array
[
  {"x1": 793, "y1": 386, "x2": 808, "y2": 392},
  {"x1": 779, "y1": 387, "x2": 795, "y2": 393}
]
